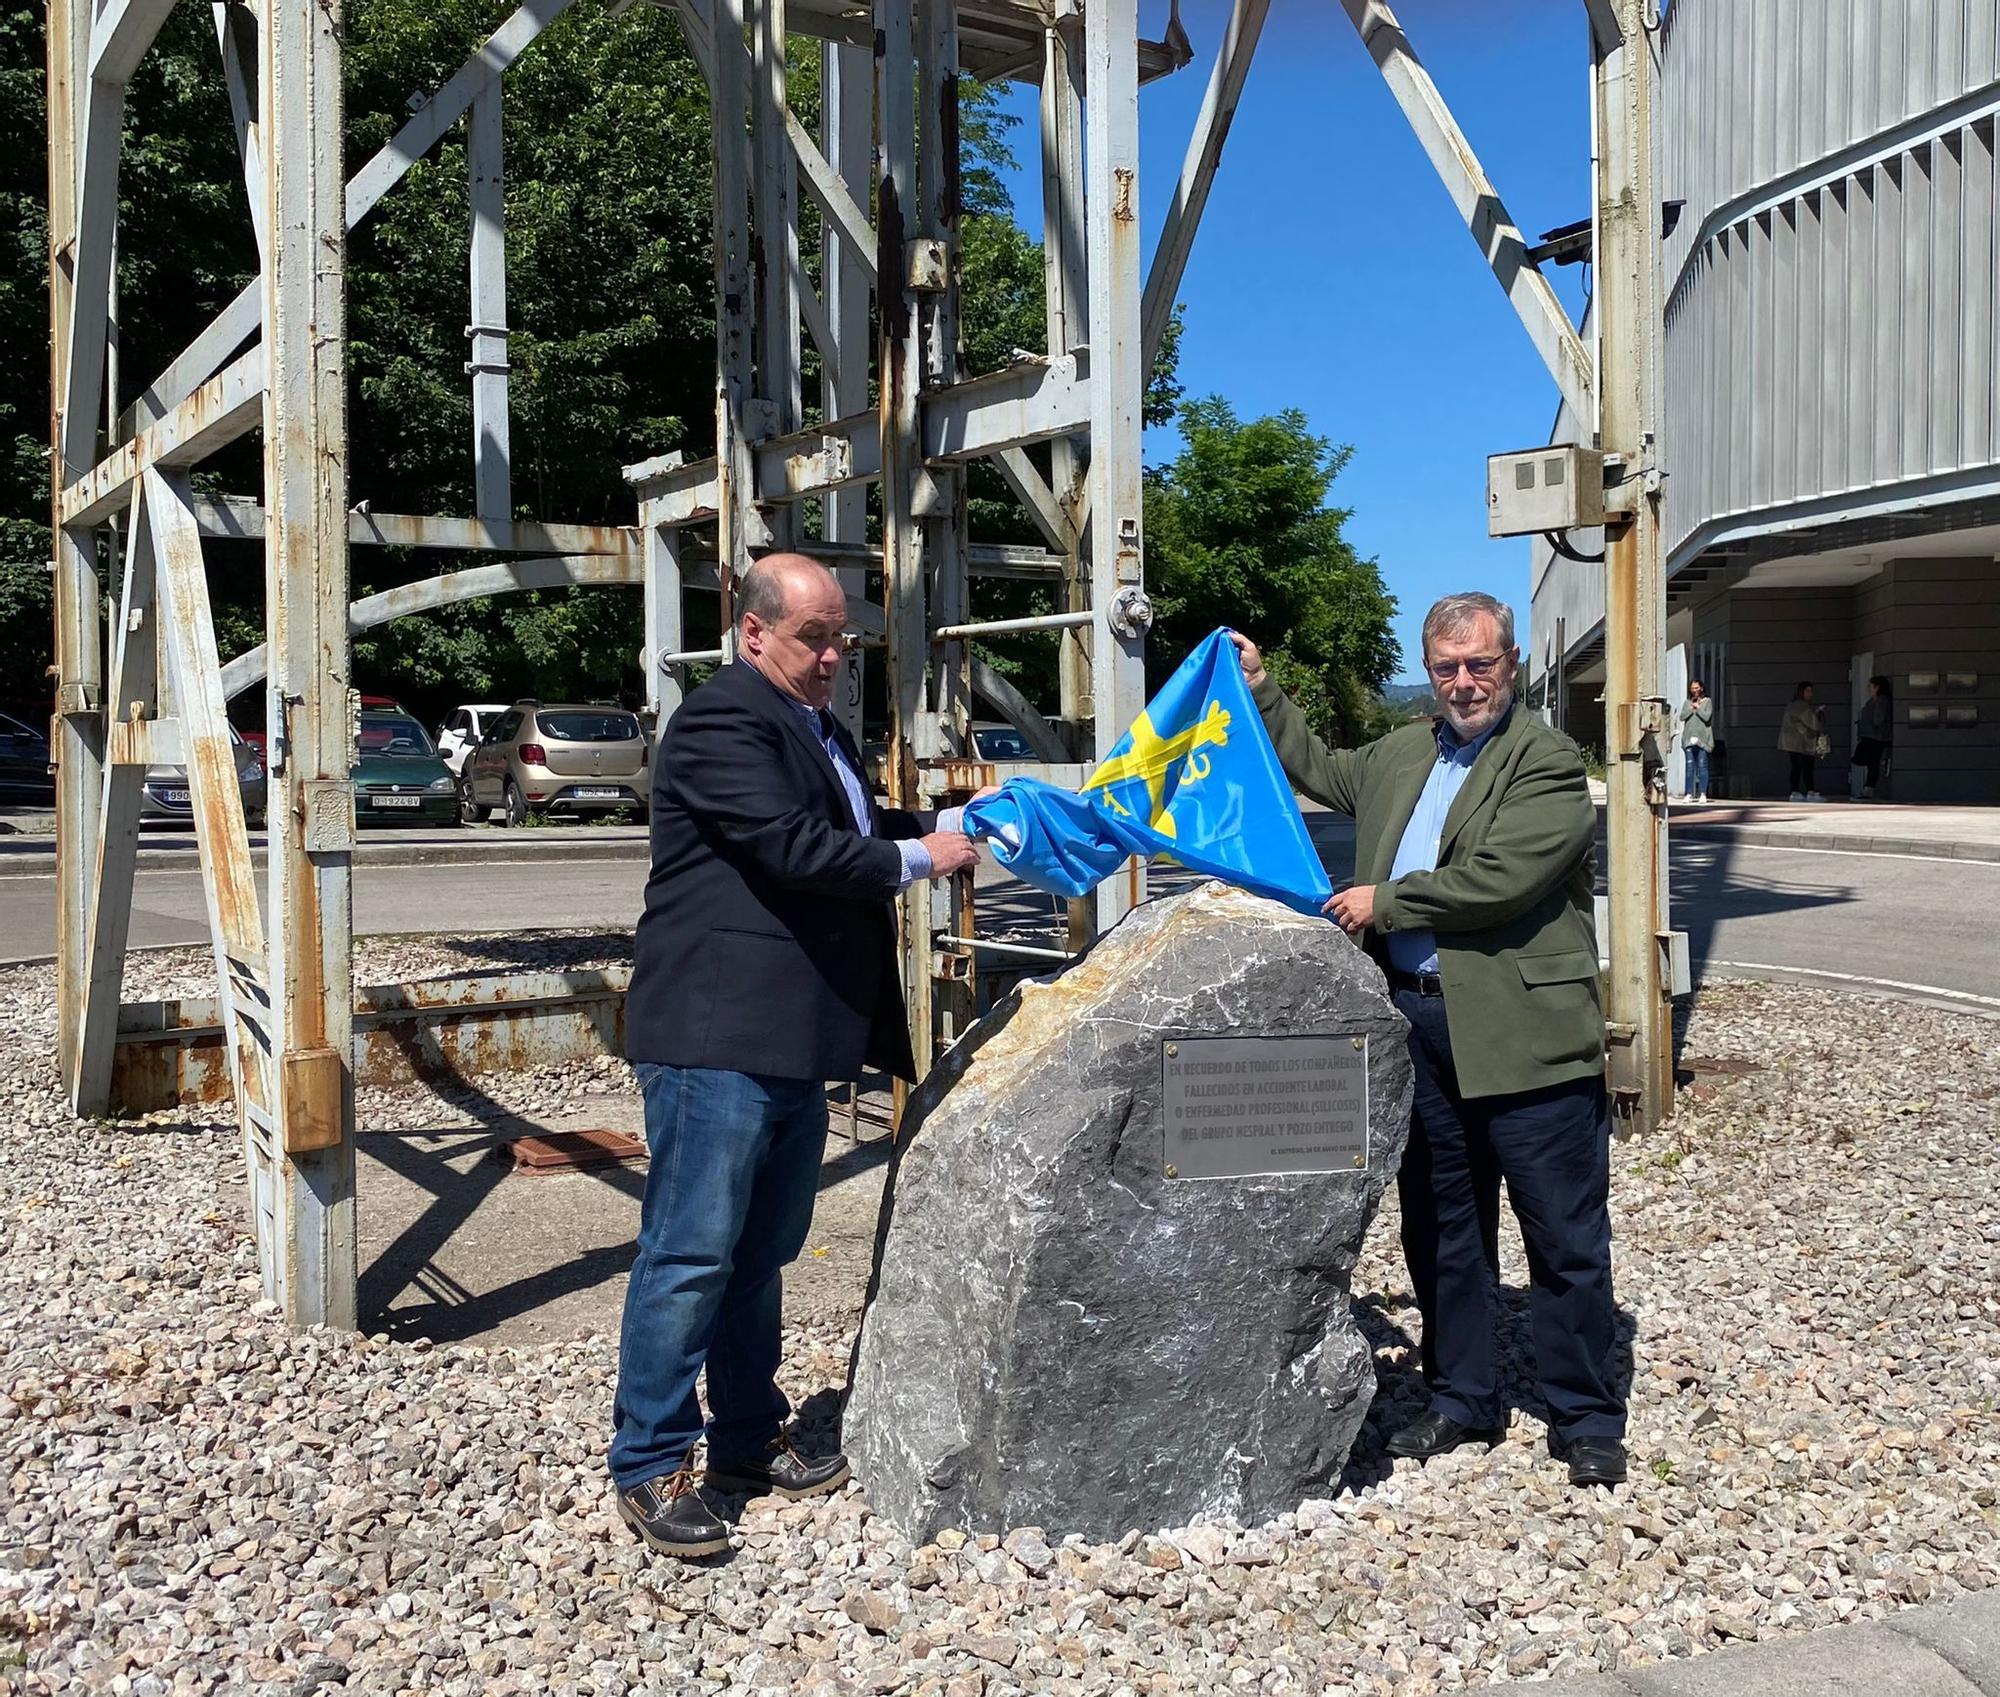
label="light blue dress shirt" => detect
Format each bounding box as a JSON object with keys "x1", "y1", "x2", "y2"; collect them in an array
[
  {"x1": 758, "y1": 671, "x2": 959, "y2": 888},
  {"x1": 1383, "y1": 713, "x2": 1504, "y2": 975}
]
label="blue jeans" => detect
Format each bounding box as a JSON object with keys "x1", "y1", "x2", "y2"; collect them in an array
[
  {"x1": 1683, "y1": 744, "x2": 1710, "y2": 797},
  {"x1": 1394, "y1": 988, "x2": 1624, "y2": 1443},
  {"x1": 609, "y1": 1064, "x2": 829, "y2": 1487}
]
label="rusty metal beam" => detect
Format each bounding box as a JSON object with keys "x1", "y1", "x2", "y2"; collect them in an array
[
  {"x1": 261, "y1": 0, "x2": 357, "y2": 1326},
  {"x1": 61, "y1": 348, "x2": 265, "y2": 528},
  {"x1": 191, "y1": 495, "x2": 634, "y2": 556},
  {"x1": 73, "y1": 487, "x2": 158, "y2": 1115},
  {"x1": 48, "y1": 0, "x2": 104, "y2": 1093},
  {"x1": 109, "y1": 967, "x2": 634, "y2": 1115},
  {"x1": 1593, "y1": 0, "x2": 1671, "y2": 1132},
  {"x1": 1084, "y1": 0, "x2": 1149, "y2": 933}
]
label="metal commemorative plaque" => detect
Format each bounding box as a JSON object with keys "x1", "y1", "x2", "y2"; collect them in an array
[{"x1": 1161, "y1": 1034, "x2": 1370, "y2": 1181}]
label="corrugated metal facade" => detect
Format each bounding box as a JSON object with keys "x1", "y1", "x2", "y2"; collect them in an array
[{"x1": 1658, "y1": 0, "x2": 2000, "y2": 568}]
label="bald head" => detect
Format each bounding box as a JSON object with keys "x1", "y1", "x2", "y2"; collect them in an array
[
  {"x1": 737, "y1": 552, "x2": 849, "y2": 708},
  {"x1": 737, "y1": 552, "x2": 839, "y2": 630}
]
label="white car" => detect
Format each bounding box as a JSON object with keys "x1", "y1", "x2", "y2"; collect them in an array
[{"x1": 436, "y1": 703, "x2": 508, "y2": 778}]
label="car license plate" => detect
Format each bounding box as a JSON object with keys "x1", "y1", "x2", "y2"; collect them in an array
[
  {"x1": 372, "y1": 794, "x2": 421, "y2": 808},
  {"x1": 573, "y1": 786, "x2": 620, "y2": 799},
  {"x1": 161, "y1": 788, "x2": 189, "y2": 805}
]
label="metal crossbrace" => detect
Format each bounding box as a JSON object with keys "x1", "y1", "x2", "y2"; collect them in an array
[{"x1": 49, "y1": 0, "x2": 1672, "y2": 1335}]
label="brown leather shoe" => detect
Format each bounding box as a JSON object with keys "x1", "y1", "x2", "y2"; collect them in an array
[
  {"x1": 616, "y1": 1466, "x2": 729, "y2": 1558},
  {"x1": 705, "y1": 1433, "x2": 851, "y2": 1500}
]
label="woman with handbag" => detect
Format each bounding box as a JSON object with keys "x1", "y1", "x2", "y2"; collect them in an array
[
  {"x1": 1850, "y1": 675, "x2": 1893, "y2": 799},
  {"x1": 1778, "y1": 681, "x2": 1827, "y2": 800}
]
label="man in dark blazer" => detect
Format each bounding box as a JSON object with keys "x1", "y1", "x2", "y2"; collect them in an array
[
  {"x1": 1233, "y1": 593, "x2": 1626, "y2": 1488},
  {"x1": 612, "y1": 553, "x2": 980, "y2": 1557}
]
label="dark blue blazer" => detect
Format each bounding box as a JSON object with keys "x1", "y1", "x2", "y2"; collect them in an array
[{"x1": 625, "y1": 661, "x2": 930, "y2": 1082}]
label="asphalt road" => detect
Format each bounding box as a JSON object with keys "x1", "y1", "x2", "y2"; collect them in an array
[{"x1": 2, "y1": 826, "x2": 1997, "y2": 1009}]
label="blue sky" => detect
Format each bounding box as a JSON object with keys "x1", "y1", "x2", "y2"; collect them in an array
[{"x1": 990, "y1": 1, "x2": 1595, "y2": 683}]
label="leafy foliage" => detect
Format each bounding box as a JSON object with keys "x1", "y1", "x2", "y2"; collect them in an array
[
  {"x1": 1145, "y1": 398, "x2": 1400, "y2": 744},
  {"x1": 0, "y1": 8, "x2": 1394, "y2": 751}
]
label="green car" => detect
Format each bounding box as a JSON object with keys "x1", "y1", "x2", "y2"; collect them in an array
[{"x1": 353, "y1": 710, "x2": 459, "y2": 826}]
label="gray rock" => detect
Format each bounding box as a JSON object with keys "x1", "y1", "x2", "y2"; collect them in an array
[{"x1": 846, "y1": 885, "x2": 1412, "y2": 1541}]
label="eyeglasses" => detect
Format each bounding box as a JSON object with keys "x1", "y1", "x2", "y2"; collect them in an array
[{"x1": 1426, "y1": 654, "x2": 1510, "y2": 685}]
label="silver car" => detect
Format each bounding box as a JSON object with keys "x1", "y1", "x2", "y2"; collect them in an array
[{"x1": 142, "y1": 725, "x2": 268, "y2": 826}]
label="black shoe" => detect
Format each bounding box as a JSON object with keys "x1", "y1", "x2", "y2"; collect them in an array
[
  {"x1": 616, "y1": 1467, "x2": 730, "y2": 1558},
  {"x1": 1562, "y1": 1437, "x2": 1628, "y2": 1487},
  {"x1": 705, "y1": 1433, "x2": 851, "y2": 1500},
  {"x1": 1385, "y1": 1410, "x2": 1507, "y2": 1460}
]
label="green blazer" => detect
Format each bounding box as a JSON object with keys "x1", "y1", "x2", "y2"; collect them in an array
[{"x1": 1253, "y1": 677, "x2": 1603, "y2": 1100}]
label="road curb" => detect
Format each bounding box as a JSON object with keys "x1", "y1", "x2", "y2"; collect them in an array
[
  {"x1": 0, "y1": 832, "x2": 652, "y2": 880},
  {"x1": 1546, "y1": 1593, "x2": 2000, "y2": 1696},
  {"x1": 1673, "y1": 823, "x2": 2000, "y2": 862}
]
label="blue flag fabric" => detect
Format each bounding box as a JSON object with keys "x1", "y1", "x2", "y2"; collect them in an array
[{"x1": 962, "y1": 629, "x2": 1332, "y2": 916}]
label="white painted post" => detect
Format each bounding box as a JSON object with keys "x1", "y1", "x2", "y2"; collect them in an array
[
  {"x1": 468, "y1": 81, "x2": 512, "y2": 527},
  {"x1": 822, "y1": 38, "x2": 872, "y2": 742},
  {"x1": 1083, "y1": 0, "x2": 1150, "y2": 935},
  {"x1": 262, "y1": 0, "x2": 357, "y2": 1327}
]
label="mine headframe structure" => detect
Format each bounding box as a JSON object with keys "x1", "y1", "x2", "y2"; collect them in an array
[
  {"x1": 43, "y1": 0, "x2": 1268, "y2": 1328},
  {"x1": 46, "y1": 0, "x2": 1665, "y2": 1330}
]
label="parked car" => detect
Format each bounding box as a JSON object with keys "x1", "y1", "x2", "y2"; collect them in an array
[
  {"x1": 435, "y1": 703, "x2": 508, "y2": 778},
  {"x1": 142, "y1": 725, "x2": 267, "y2": 826},
  {"x1": 971, "y1": 720, "x2": 1035, "y2": 761},
  {"x1": 352, "y1": 710, "x2": 459, "y2": 826},
  {"x1": 0, "y1": 711, "x2": 52, "y2": 803},
  {"x1": 460, "y1": 701, "x2": 649, "y2": 825}
]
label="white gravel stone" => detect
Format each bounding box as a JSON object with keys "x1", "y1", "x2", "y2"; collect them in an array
[{"x1": 1, "y1": 943, "x2": 1996, "y2": 1695}]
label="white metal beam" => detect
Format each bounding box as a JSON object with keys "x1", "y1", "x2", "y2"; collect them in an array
[
  {"x1": 752, "y1": 0, "x2": 801, "y2": 548},
  {"x1": 1141, "y1": 0, "x2": 1268, "y2": 371},
  {"x1": 213, "y1": 2, "x2": 268, "y2": 261},
  {"x1": 122, "y1": 0, "x2": 578, "y2": 436},
  {"x1": 87, "y1": 0, "x2": 179, "y2": 82},
  {"x1": 73, "y1": 487, "x2": 158, "y2": 1115},
  {"x1": 261, "y1": 0, "x2": 357, "y2": 1328},
  {"x1": 468, "y1": 83, "x2": 512, "y2": 523},
  {"x1": 785, "y1": 105, "x2": 878, "y2": 285},
  {"x1": 61, "y1": 348, "x2": 266, "y2": 528},
  {"x1": 217, "y1": 554, "x2": 642, "y2": 699},
  {"x1": 1336, "y1": 0, "x2": 1595, "y2": 424},
  {"x1": 1084, "y1": 0, "x2": 1149, "y2": 931}
]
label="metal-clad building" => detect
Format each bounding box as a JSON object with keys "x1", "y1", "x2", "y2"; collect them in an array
[{"x1": 1533, "y1": 0, "x2": 2000, "y2": 800}]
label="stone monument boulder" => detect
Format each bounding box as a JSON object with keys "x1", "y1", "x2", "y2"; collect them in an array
[{"x1": 847, "y1": 884, "x2": 1413, "y2": 1542}]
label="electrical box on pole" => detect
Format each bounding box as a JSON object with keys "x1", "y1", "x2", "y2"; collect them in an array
[{"x1": 1486, "y1": 445, "x2": 1607, "y2": 537}]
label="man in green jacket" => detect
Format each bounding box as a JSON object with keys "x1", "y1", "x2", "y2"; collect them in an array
[{"x1": 1232, "y1": 592, "x2": 1626, "y2": 1487}]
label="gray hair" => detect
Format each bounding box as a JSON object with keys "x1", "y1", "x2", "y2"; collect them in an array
[{"x1": 1422, "y1": 592, "x2": 1515, "y2": 658}]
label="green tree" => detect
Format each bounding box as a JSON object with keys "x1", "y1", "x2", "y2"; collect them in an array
[{"x1": 1144, "y1": 396, "x2": 1399, "y2": 744}]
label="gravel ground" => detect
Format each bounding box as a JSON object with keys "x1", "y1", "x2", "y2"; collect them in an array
[{"x1": 3, "y1": 937, "x2": 1998, "y2": 1696}]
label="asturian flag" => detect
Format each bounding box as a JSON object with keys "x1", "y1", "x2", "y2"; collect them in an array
[{"x1": 962, "y1": 629, "x2": 1331, "y2": 915}]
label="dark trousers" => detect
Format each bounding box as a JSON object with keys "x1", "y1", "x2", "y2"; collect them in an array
[
  {"x1": 609, "y1": 1063, "x2": 829, "y2": 1487},
  {"x1": 1787, "y1": 751, "x2": 1816, "y2": 792},
  {"x1": 1393, "y1": 987, "x2": 1625, "y2": 1443}
]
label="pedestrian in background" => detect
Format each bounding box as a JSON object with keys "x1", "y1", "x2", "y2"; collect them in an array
[
  {"x1": 1850, "y1": 675, "x2": 1893, "y2": 799},
  {"x1": 1778, "y1": 682, "x2": 1826, "y2": 801},
  {"x1": 1679, "y1": 680, "x2": 1713, "y2": 803}
]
